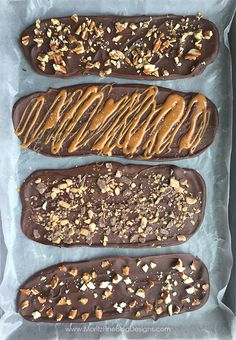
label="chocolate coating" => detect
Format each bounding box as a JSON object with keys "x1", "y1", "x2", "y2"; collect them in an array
[
  {"x1": 20, "y1": 162, "x2": 206, "y2": 248},
  {"x1": 17, "y1": 254, "x2": 210, "y2": 323},
  {"x1": 12, "y1": 83, "x2": 218, "y2": 160},
  {"x1": 20, "y1": 14, "x2": 219, "y2": 80}
]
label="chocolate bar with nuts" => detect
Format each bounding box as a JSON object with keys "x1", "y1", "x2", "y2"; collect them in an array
[
  {"x1": 17, "y1": 254, "x2": 210, "y2": 322},
  {"x1": 20, "y1": 14, "x2": 219, "y2": 79},
  {"x1": 12, "y1": 84, "x2": 218, "y2": 159},
  {"x1": 20, "y1": 162, "x2": 205, "y2": 247}
]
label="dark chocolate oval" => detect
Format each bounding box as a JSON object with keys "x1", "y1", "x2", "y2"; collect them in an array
[
  {"x1": 12, "y1": 84, "x2": 218, "y2": 160},
  {"x1": 20, "y1": 14, "x2": 219, "y2": 80},
  {"x1": 20, "y1": 162, "x2": 206, "y2": 248},
  {"x1": 17, "y1": 254, "x2": 210, "y2": 323}
]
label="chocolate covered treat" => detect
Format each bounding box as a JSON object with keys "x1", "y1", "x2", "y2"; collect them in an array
[
  {"x1": 13, "y1": 84, "x2": 218, "y2": 159},
  {"x1": 17, "y1": 254, "x2": 210, "y2": 323},
  {"x1": 20, "y1": 14, "x2": 219, "y2": 79},
  {"x1": 20, "y1": 163, "x2": 205, "y2": 247}
]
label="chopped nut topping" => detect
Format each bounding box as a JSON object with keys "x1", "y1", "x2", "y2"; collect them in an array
[
  {"x1": 68, "y1": 309, "x2": 78, "y2": 319},
  {"x1": 71, "y1": 14, "x2": 79, "y2": 23},
  {"x1": 202, "y1": 283, "x2": 209, "y2": 291},
  {"x1": 186, "y1": 196, "x2": 197, "y2": 205},
  {"x1": 81, "y1": 312, "x2": 90, "y2": 321},
  {"x1": 20, "y1": 288, "x2": 31, "y2": 296},
  {"x1": 192, "y1": 299, "x2": 201, "y2": 306},
  {"x1": 59, "y1": 264, "x2": 67, "y2": 272},
  {"x1": 95, "y1": 308, "x2": 103, "y2": 319},
  {"x1": 57, "y1": 297, "x2": 72, "y2": 306},
  {"x1": 46, "y1": 308, "x2": 53, "y2": 318},
  {"x1": 101, "y1": 260, "x2": 110, "y2": 268},
  {"x1": 115, "y1": 22, "x2": 128, "y2": 33},
  {"x1": 122, "y1": 266, "x2": 130, "y2": 276},
  {"x1": 31, "y1": 287, "x2": 40, "y2": 295},
  {"x1": 185, "y1": 49, "x2": 202, "y2": 60},
  {"x1": 56, "y1": 313, "x2": 63, "y2": 321},
  {"x1": 173, "y1": 259, "x2": 185, "y2": 272},
  {"x1": 21, "y1": 35, "x2": 30, "y2": 46},
  {"x1": 50, "y1": 275, "x2": 59, "y2": 289},
  {"x1": 129, "y1": 300, "x2": 136, "y2": 308},
  {"x1": 135, "y1": 288, "x2": 145, "y2": 298},
  {"x1": 80, "y1": 297, "x2": 88, "y2": 305},
  {"x1": 142, "y1": 264, "x2": 149, "y2": 273},
  {"x1": 21, "y1": 300, "x2": 29, "y2": 309},
  {"x1": 185, "y1": 286, "x2": 195, "y2": 294},
  {"x1": 190, "y1": 260, "x2": 198, "y2": 271},
  {"x1": 38, "y1": 296, "x2": 46, "y2": 304},
  {"x1": 32, "y1": 311, "x2": 41, "y2": 320},
  {"x1": 155, "y1": 306, "x2": 163, "y2": 315},
  {"x1": 177, "y1": 235, "x2": 187, "y2": 242},
  {"x1": 68, "y1": 268, "x2": 78, "y2": 277},
  {"x1": 113, "y1": 274, "x2": 123, "y2": 284}
]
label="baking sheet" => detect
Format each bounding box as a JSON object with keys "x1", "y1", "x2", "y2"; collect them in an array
[{"x1": 0, "y1": 0, "x2": 236, "y2": 339}]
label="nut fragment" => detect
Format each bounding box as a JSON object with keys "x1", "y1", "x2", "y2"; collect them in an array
[
  {"x1": 82, "y1": 272, "x2": 91, "y2": 283},
  {"x1": 122, "y1": 266, "x2": 130, "y2": 276},
  {"x1": 32, "y1": 311, "x2": 41, "y2": 320},
  {"x1": 155, "y1": 306, "x2": 163, "y2": 315},
  {"x1": 95, "y1": 308, "x2": 103, "y2": 319},
  {"x1": 46, "y1": 308, "x2": 53, "y2": 318},
  {"x1": 173, "y1": 259, "x2": 185, "y2": 272},
  {"x1": 53, "y1": 64, "x2": 67, "y2": 74},
  {"x1": 109, "y1": 50, "x2": 125, "y2": 60},
  {"x1": 162, "y1": 291, "x2": 171, "y2": 304},
  {"x1": 145, "y1": 302, "x2": 153, "y2": 313},
  {"x1": 31, "y1": 287, "x2": 40, "y2": 295},
  {"x1": 56, "y1": 313, "x2": 63, "y2": 321},
  {"x1": 186, "y1": 196, "x2": 197, "y2": 205},
  {"x1": 190, "y1": 260, "x2": 198, "y2": 271},
  {"x1": 112, "y1": 274, "x2": 122, "y2": 284},
  {"x1": 20, "y1": 300, "x2": 29, "y2": 309},
  {"x1": 20, "y1": 288, "x2": 31, "y2": 296},
  {"x1": 135, "y1": 288, "x2": 145, "y2": 298},
  {"x1": 73, "y1": 42, "x2": 85, "y2": 54},
  {"x1": 38, "y1": 296, "x2": 46, "y2": 304},
  {"x1": 103, "y1": 288, "x2": 113, "y2": 299},
  {"x1": 57, "y1": 297, "x2": 71, "y2": 306},
  {"x1": 185, "y1": 49, "x2": 201, "y2": 60},
  {"x1": 204, "y1": 31, "x2": 213, "y2": 39},
  {"x1": 71, "y1": 14, "x2": 79, "y2": 23},
  {"x1": 80, "y1": 298, "x2": 88, "y2": 305},
  {"x1": 192, "y1": 299, "x2": 201, "y2": 306},
  {"x1": 81, "y1": 313, "x2": 90, "y2": 321},
  {"x1": 177, "y1": 235, "x2": 187, "y2": 242},
  {"x1": 142, "y1": 264, "x2": 149, "y2": 273},
  {"x1": 129, "y1": 300, "x2": 136, "y2": 308},
  {"x1": 50, "y1": 275, "x2": 59, "y2": 288},
  {"x1": 68, "y1": 268, "x2": 78, "y2": 277},
  {"x1": 202, "y1": 283, "x2": 209, "y2": 291},
  {"x1": 59, "y1": 265, "x2": 67, "y2": 272},
  {"x1": 115, "y1": 22, "x2": 128, "y2": 33},
  {"x1": 101, "y1": 260, "x2": 110, "y2": 268},
  {"x1": 68, "y1": 309, "x2": 78, "y2": 319},
  {"x1": 185, "y1": 286, "x2": 195, "y2": 294},
  {"x1": 21, "y1": 35, "x2": 30, "y2": 46}
]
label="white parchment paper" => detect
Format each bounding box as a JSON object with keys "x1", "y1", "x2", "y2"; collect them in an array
[{"x1": 0, "y1": 0, "x2": 236, "y2": 339}]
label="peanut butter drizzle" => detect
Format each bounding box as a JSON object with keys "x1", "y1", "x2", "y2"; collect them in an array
[{"x1": 14, "y1": 85, "x2": 211, "y2": 158}]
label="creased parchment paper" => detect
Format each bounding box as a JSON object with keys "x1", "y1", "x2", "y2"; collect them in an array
[{"x1": 0, "y1": 0, "x2": 236, "y2": 339}]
